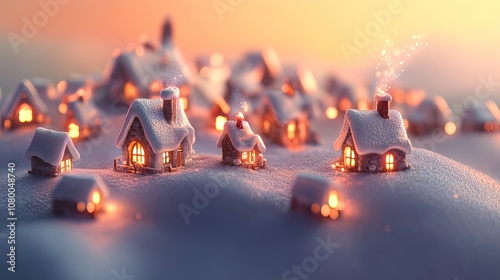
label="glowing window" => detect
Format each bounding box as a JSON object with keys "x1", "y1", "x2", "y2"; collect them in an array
[
  {"x1": 163, "y1": 151, "x2": 171, "y2": 164},
  {"x1": 124, "y1": 81, "x2": 139, "y2": 102},
  {"x1": 130, "y1": 142, "x2": 145, "y2": 164},
  {"x1": 344, "y1": 146, "x2": 356, "y2": 167},
  {"x1": 61, "y1": 159, "x2": 72, "y2": 173},
  {"x1": 178, "y1": 144, "x2": 183, "y2": 153},
  {"x1": 215, "y1": 115, "x2": 227, "y2": 131},
  {"x1": 385, "y1": 154, "x2": 395, "y2": 171},
  {"x1": 180, "y1": 97, "x2": 188, "y2": 110},
  {"x1": 263, "y1": 119, "x2": 271, "y2": 133},
  {"x1": 250, "y1": 150, "x2": 256, "y2": 162},
  {"x1": 287, "y1": 122, "x2": 296, "y2": 139},
  {"x1": 242, "y1": 152, "x2": 248, "y2": 160},
  {"x1": 68, "y1": 123, "x2": 79, "y2": 139},
  {"x1": 18, "y1": 103, "x2": 33, "y2": 123}
]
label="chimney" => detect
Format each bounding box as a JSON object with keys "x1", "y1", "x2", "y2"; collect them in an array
[
  {"x1": 374, "y1": 92, "x2": 392, "y2": 119},
  {"x1": 235, "y1": 113, "x2": 244, "y2": 129},
  {"x1": 161, "y1": 16, "x2": 173, "y2": 48},
  {"x1": 160, "y1": 87, "x2": 179, "y2": 124}
]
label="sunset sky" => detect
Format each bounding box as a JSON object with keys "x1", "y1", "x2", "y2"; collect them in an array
[{"x1": 1, "y1": 0, "x2": 500, "y2": 100}]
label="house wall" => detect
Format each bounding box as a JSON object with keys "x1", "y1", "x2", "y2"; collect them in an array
[
  {"x1": 31, "y1": 156, "x2": 58, "y2": 176},
  {"x1": 221, "y1": 135, "x2": 239, "y2": 164},
  {"x1": 122, "y1": 117, "x2": 156, "y2": 168},
  {"x1": 357, "y1": 149, "x2": 407, "y2": 172},
  {"x1": 262, "y1": 107, "x2": 309, "y2": 147}
]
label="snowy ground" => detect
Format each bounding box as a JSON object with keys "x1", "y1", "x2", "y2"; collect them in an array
[{"x1": 1, "y1": 103, "x2": 500, "y2": 279}]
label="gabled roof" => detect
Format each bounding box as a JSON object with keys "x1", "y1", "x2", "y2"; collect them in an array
[
  {"x1": 334, "y1": 109, "x2": 412, "y2": 155},
  {"x1": 25, "y1": 127, "x2": 80, "y2": 166},
  {"x1": 67, "y1": 99, "x2": 100, "y2": 126},
  {"x1": 261, "y1": 90, "x2": 308, "y2": 123},
  {"x1": 216, "y1": 120, "x2": 266, "y2": 153},
  {"x1": 115, "y1": 98, "x2": 195, "y2": 153},
  {"x1": 53, "y1": 175, "x2": 110, "y2": 202},
  {"x1": 2, "y1": 79, "x2": 47, "y2": 119}
]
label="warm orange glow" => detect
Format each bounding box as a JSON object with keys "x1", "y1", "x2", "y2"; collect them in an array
[
  {"x1": 210, "y1": 53, "x2": 224, "y2": 67},
  {"x1": 87, "y1": 202, "x2": 95, "y2": 214},
  {"x1": 287, "y1": 122, "x2": 296, "y2": 139},
  {"x1": 215, "y1": 115, "x2": 227, "y2": 131},
  {"x1": 403, "y1": 118, "x2": 409, "y2": 129},
  {"x1": 329, "y1": 209, "x2": 339, "y2": 220},
  {"x1": 328, "y1": 191, "x2": 339, "y2": 208},
  {"x1": 320, "y1": 204, "x2": 331, "y2": 217},
  {"x1": 57, "y1": 81, "x2": 67, "y2": 93},
  {"x1": 344, "y1": 146, "x2": 355, "y2": 167},
  {"x1": 200, "y1": 66, "x2": 210, "y2": 78},
  {"x1": 326, "y1": 106, "x2": 338, "y2": 119},
  {"x1": 358, "y1": 100, "x2": 369, "y2": 110},
  {"x1": 338, "y1": 98, "x2": 352, "y2": 111},
  {"x1": 149, "y1": 80, "x2": 163, "y2": 93},
  {"x1": 311, "y1": 203, "x2": 320, "y2": 214},
  {"x1": 385, "y1": 154, "x2": 395, "y2": 171},
  {"x1": 60, "y1": 159, "x2": 72, "y2": 173},
  {"x1": 68, "y1": 123, "x2": 80, "y2": 138},
  {"x1": 131, "y1": 142, "x2": 145, "y2": 164},
  {"x1": 18, "y1": 103, "x2": 33, "y2": 123},
  {"x1": 484, "y1": 122, "x2": 493, "y2": 132},
  {"x1": 282, "y1": 83, "x2": 294, "y2": 96},
  {"x1": 58, "y1": 103, "x2": 68, "y2": 114},
  {"x1": 298, "y1": 67, "x2": 317, "y2": 93},
  {"x1": 3, "y1": 119, "x2": 11, "y2": 130},
  {"x1": 76, "y1": 201, "x2": 86, "y2": 213},
  {"x1": 241, "y1": 152, "x2": 248, "y2": 160},
  {"x1": 405, "y1": 89, "x2": 426, "y2": 107},
  {"x1": 263, "y1": 119, "x2": 271, "y2": 133},
  {"x1": 486, "y1": 100, "x2": 500, "y2": 121},
  {"x1": 92, "y1": 191, "x2": 101, "y2": 205},
  {"x1": 341, "y1": 167, "x2": 345, "y2": 172},
  {"x1": 124, "y1": 81, "x2": 139, "y2": 101},
  {"x1": 180, "y1": 97, "x2": 188, "y2": 110},
  {"x1": 444, "y1": 121, "x2": 456, "y2": 135}
]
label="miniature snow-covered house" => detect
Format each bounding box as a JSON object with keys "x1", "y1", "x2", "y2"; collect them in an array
[
  {"x1": 65, "y1": 98, "x2": 101, "y2": 141},
  {"x1": 25, "y1": 128, "x2": 80, "y2": 176},
  {"x1": 216, "y1": 113, "x2": 267, "y2": 168},
  {"x1": 291, "y1": 174, "x2": 343, "y2": 220},
  {"x1": 334, "y1": 93, "x2": 412, "y2": 172},
  {"x1": 107, "y1": 17, "x2": 191, "y2": 108},
  {"x1": 406, "y1": 96, "x2": 455, "y2": 135},
  {"x1": 1, "y1": 79, "x2": 48, "y2": 131},
  {"x1": 114, "y1": 87, "x2": 195, "y2": 174},
  {"x1": 258, "y1": 80, "x2": 312, "y2": 147},
  {"x1": 461, "y1": 100, "x2": 500, "y2": 132},
  {"x1": 53, "y1": 175, "x2": 110, "y2": 218}
]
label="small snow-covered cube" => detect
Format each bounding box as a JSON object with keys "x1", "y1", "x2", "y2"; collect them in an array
[
  {"x1": 291, "y1": 174, "x2": 342, "y2": 220},
  {"x1": 52, "y1": 175, "x2": 110, "y2": 218}
]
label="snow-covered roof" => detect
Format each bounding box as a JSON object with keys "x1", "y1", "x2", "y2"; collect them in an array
[
  {"x1": 406, "y1": 96, "x2": 452, "y2": 124},
  {"x1": 374, "y1": 93, "x2": 392, "y2": 102},
  {"x1": 160, "y1": 87, "x2": 179, "y2": 100},
  {"x1": 216, "y1": 120, "x2": 266, "y2": 153},
  {"x1": 25, "y1": 127, "x2": 80, "y2": 166},
  {"x1": 53, "y1": 175, "x2": 110, "y2": 202},
  {"x1": 67, "y1": 99, "x2": 100, "y2": 126},
  {"x1": 292, "y1": 174, "x2": 332, "y2": 204},
  {"x1": 334, "y1": 109, "x2": 412, "y2": 155},
  {"x1": 1, "y1": 79, "x2": 47, "y2": 119},
  {"x1": 262, "y1": 90, "x2": 308, "y2": 123},
  {"x1": 115, "y1": 98, "x2": 195, "y2": 153}
]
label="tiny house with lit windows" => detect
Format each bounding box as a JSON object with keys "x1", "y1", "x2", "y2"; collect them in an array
[
  {"x1": 1, "y1": 79, "x2": 48, "y2": 131},
  {"x1": 114, "y1": 87, "x2": 195, "y2": 174},
  {"x1": 107, "y1": 17, "x2": 191, "y2": 109},
  {"x1": 25, "y1": 128, "x2": 80, "y2": 176},
  {"x1": 333, "y1": 93, "x2": 412, "y2": 172},
  {"x1": 258, "y1": 81, "x2": 312, "y2": 147},
  {"x1": 216, "y1": 113, "x2": 267, "y2": 168},
  {"x1": 65, "y1": 98, "x2": 101, "y2": 141}
]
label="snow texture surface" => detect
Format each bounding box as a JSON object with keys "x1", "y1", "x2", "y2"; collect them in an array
[
  {"x1": 24, "y1": 127, "x2": 80, "y2": 166},
  {"x1": 1, "y1": 79, "x2": 47, "y2": 118},
  {"x1": 334, "y1": 109, "x2": 412, "y2": 155},
  {"x1": 216, "y1": 120, "x2": 266, "y2": 152},
  {"x1": 115, "y1": 98, "x2": 195, "y2": 153},
  {"x1": 53, "y1": 174, "x2": 110, "y2": 202}
]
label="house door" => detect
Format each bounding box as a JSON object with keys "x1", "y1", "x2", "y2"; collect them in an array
[{"x1": 176, "y1": 144, "x2": 183, "y2": 167}]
